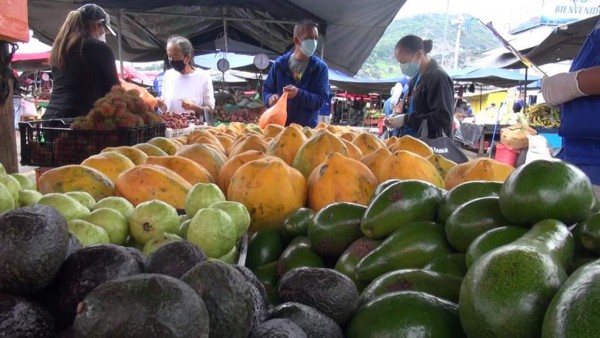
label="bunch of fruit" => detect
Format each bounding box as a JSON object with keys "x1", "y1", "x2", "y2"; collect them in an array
[
  {"x1": 212, "y1": 107, "x2": 260, "y2": 124},
  {"x1": 160, "y1": 112, "x2": 202, "y2": 129},
  {"x1": 526, "y1": 103, "x2": 561, "y2": 128},
  {"x1": 72, "y1": 85, "x2": 161, "y2": 130}
]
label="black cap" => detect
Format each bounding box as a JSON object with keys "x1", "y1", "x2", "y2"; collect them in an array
[{"x1": 77, "y1": 3, "x2": 116, "y2": 36}]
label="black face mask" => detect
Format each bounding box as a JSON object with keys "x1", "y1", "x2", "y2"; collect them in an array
[{"x1": 170, "y1": 59, "x2": 186, "y2": 73}]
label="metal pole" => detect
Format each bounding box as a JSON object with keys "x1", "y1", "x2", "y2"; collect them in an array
[
  {"x1": 117, "y1": 9, "x2": 124, "y2": 79},
  {"x1": 223, "y1": 18, "x2": 228, "y2": 52},
  {"x1": 524, "y1": 68, "x2": 528, "y2": 114},
  {"x1": 441, "y1": 0, "x2": 450, "y2": 67},
  {"x1": 320, "y1": 39, "x2": 325, "y2": 58},
  {"x1": 453, "y1": 15, "x2": 464, "y2": 69}
]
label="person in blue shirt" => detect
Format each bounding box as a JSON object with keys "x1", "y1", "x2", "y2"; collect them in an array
[
  {"x1": 263, "y1": 20, "x2": 330, "y2": 128},
  {"x1": 542, "y1": 19, "x2": 600, "y2": 192},
  {"x1": 318, "y1": 95, "x2": 332, "y2": 124}
]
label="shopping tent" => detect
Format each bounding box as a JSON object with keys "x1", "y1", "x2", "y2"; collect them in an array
[
  {"x1": 11, "y1": 51, "x2": 50, "y2": 71},
  {"x1": 27, "y1": 0, "x2": 407, "y2": 75},
  {"x1": 328, "y1": 69, "x2": 406, "y2": 94},
  {"x1": 194, "y1": 52, "x2": 258, "y2": 70},
  {"x1": 452, "y1": 68, "x2": 541, "y2": 88}
]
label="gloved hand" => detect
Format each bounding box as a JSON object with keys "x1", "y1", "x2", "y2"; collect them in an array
[
  {"x1": 541, "y1": 70, "x2": 586, "y2": 106},
  {"x1": 384, "y1": 114, "x2": 406, "y2": 128}
]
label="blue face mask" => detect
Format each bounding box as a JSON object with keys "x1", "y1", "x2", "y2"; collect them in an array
[
  {"x1": 299, "y1": 38, "x2": 318, "y2": 57},
  {"x1": 400, "y1": 55, "x2": 420, "y2": 78}
]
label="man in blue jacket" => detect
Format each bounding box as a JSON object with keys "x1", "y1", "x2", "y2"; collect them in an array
[{"x1": 263, "y1": 20, "x2": 330, "y2": 128}]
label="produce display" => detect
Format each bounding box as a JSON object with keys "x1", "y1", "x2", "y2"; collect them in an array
[
  {"x1": 526, "y1": 103, "x2": 561, "y2": 128},
  {"x1": 160, "y1": 111, "x2": 203, "y2": 129},
  {"x1": 1, "y1": 120, "x2": 599, "y2": 337},
  {"x1": 212, "y1": 105, "x2": 262, "y2": 124}
]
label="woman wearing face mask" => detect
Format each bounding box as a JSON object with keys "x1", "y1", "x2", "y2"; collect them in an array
[
  {"x1": 43, "y1": 4, "x2": 120, "y2": 119},
  {"x1": 385, "y1": 35, "x2": 454, "y2": 138},
  {"x1": 263, "y1": 20, "x2": 330, "y2": 128},
  {"x1": 156, "y1": 36, "x2": 215, "y2": 122}
]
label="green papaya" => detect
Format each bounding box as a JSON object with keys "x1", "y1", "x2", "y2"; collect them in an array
[
  {"x1": 511, "y1": 219, "x2": 574, "y2": 271},
  {"x1": 465, "y1": 226, "x2": 528, "y2": 267},
  {"x1": 335, "y1": 237, "x2": 381, "y2": 291},
  {"x1": 308, "y1": 202, "x2": 365, "y2": 259},
  {"x1": 423, "y1": 253, "x2": 467, "y2": 278},
  {"x1": 246, "y1": 230, "x2": 284, "y2": 270},
  {"x1": 370, "y1": 179, "x2": 402, "y2": 202},
  {"x1": 281, "y1": 208, "x2": 315, "y2": 243},
  {"x1": 578, "y1": 212, "x2": 600, "y2": 254},
  {"x1": 254, "y1": 261, "x2": 280, "y2": 305},
  {"x1": 276, "y1": 236, "x2": 324, "y2": 278},
  {"x1": 437, "y1": 180, "x2": 502, "y2": 224}
]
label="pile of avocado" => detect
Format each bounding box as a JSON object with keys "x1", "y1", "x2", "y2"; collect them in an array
[{"x1": 2, "y1": 159, "x2": 600, "y2": 337}]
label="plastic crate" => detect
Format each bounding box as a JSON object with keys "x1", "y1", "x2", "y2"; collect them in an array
[{"x1": 19, "y1": 119, "x2": 165, "y2": 167}]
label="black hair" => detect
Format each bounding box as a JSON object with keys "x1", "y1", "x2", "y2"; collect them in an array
[
  {"x1": 294, "y1": 19, "x2": 319, "y2": 36},
  {"x1": 395, "y1": 35, "x2": 433, "y2": 54}
]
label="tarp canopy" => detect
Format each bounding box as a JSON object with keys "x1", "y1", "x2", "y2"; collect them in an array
[
  {"x1": 329, "y1": 69, "x2": 407, "y2": 95},
  {"x1": 11, "y1": 51, "x2": 50, "y2": 71},
  {"x1": 194, "y1": 52, "x2": 260, "y2": 70},
  {"x1": 471, "y1": 15, "x2": 599, "y2": 69},
  {"x1": 28, "y1": 0, "x2": 407, "y2": 75},
  {"x1": 452, "y1": 68, "x2": 541, "y2": 88}
]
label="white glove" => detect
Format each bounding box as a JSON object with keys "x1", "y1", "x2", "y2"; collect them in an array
[
  {"x1": 385, "y1": 114, "x2": 406, "y2": 128},
  {"x1": 541, "y1": 70, "x2": 586, "y2": 106}
]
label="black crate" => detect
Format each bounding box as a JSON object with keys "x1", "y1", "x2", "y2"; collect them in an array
[{"x1": 19, "y1": 119, "x2": 165, "y2": 167}]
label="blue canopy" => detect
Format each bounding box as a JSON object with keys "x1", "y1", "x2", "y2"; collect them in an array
[
  {"x1": 329, "y1": 69, "x2": 407, "y2": 94},
  {"x1": 452, "y1": 68, "x2": 541, "y2": 88}
]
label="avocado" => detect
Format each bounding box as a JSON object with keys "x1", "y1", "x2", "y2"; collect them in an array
[
  {"x1": 308, "y1": 202, "x2": 365, "y2": 258},
  {"x1": 250, "y1": 318, "x2": 307, "y2": 338},
  {"x1": 247, "y1": 230, "x2": 285, "y2": 270},
  {"x1": 445, "y1": 196, "x2": 513, "y2": 252},
  {"x1": 125, "y1": 247, "x2": 147, "y2": 272},
  {"x1": 437, "y1": 180, "x2": 502, "y2": 224},
  {"x1": 512, "y1": 219, "x2": 574, "y2": 270},
  {"x1": 359, "y1": 269, "x2": 462, "y2": 305},
  {"x1": 459, "y1": 246, "x2": 567, "y2": 338},
  {"x1": 0, "y1": 293, "x2": 55, "y2": 338},
  {"x1": 370, "y1": 179, "x2": 402, "y2": 202},
  {"x1": 254, "y1": 261, "x2": 280, "y2": 305},
  {"x1": 281, "y1": 208, "x2": 315, "y2": 242},
  {"x1": 146, "y1": 240, "x2": 207, "y2": 278},
  {"x1": 277, "y1": 236, "x2": 324, "y2": 278},
  {"x1": 356, "y1": 222, "x2": 452, "y2": 282},
  {"x1": 542, "y1": 258, "x2": 600, "y2": 337},
  {"x1": 233, "y1": 265, "x2": 269, "y2": 331},
  {"x1": 568, "y1": 253, "x2": 597, "y2": 275},
  {"x1": 361, "y1": 180, "x2": 443, "y2": 239},
  {"x1": 577, "y1": 212, "x2": 600, "y2": 254},
  {"x1": 74, "y1": 274, "x2": 209, "y2": 338},
  {"x1": 182, "y1": 260, "x2": 254, "y2": 338},
  {"x1": 335, "y1": 237, "x2": 381, "y2": 290},
  {"x1": 465, "y1": 226, "x2": 528, "y2": 267},
  {"x1": 278, "y1": 267, "x2": 358, "y2": 326},
  {"x1": 422, "y1": 253, "x2": 467, "y2": 278},
  {"x1": 499, "y1": 159, "x2": 595, "y2": 226},
  {"x1": 270, "y1": 302, "x2": 342, "y2": 338},
  {"x1": 57, "y1": 327, "x2": 74, "y2": 338},
  {"x1": 48, "y1": 244, "x2": 142, "y2": 330},
  {"x1": 347, "y1": 291, "x2": 465, "y2": 338},
  {"x1": 0, "y1": 205, "x2": 69, "y2": 296}
]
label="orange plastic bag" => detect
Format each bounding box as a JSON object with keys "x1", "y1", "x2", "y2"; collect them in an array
[
  {"x1": 0, "y1": 0, "x2": 29, "y2": 43},
  {"x1": 259, "y1": 92, "x2": 288, "y2": 128},
  {"x1": 120, "y1": 79, "x2": 158, "y2": 109}
]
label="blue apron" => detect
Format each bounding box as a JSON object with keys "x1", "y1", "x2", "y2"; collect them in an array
[
  {"x1": 559, "y1": 20, "x2": 600, "y2": 184},
  {"x1": 401, "y1": 75, "x2": 421, "y2": 137}
]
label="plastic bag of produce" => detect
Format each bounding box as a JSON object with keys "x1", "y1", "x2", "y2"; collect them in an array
[
  {"x1": 259, "y1": 92, "x2": 288, "y2": 128},
  {"x1": 500, "y1": 124, "x2": 537, "y2": 150},
  {"x1": 120, "y1": 80, "x2": 158, "y2": 110},
  {"x1": 525, "y1": 135, "x2": 552, "y2": 164}
]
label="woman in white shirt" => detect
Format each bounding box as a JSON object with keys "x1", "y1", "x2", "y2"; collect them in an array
[{"x1": 157, "y1": 36, "x2": 215, "y2": 122}]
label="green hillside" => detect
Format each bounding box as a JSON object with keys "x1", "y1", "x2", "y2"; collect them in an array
[{"x1": 358, "y1": 13, "x2": 499, "y2": 79}]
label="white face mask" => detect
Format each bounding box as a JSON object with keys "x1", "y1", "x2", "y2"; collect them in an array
[{"x1": 96, "y1": 31, "x2": 106, "y2": 43}]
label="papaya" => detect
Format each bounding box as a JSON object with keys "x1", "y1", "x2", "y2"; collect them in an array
[
  {"x1": 276, "y1": 236, "x2": 324, "y2": 278},
  {"x1": 228, "y1": 158, "x2": 307, "y2": 232},
  {"x1": 437, "y1": 180, "x2": 503, "y2": 224},
  {"x1": 38, "y1": 165, "x2": 114, "y2": 201},
  {"x1": 81, "y1": 151, "x2": 135, "y2": 183},
  {"x1": 293, "y1": 130, "x2": 348, "y2": 178},
  {"x1": 383, "y1": 136, "x2": 398, "y2": 148},
  {"x1": 361, "y1": 180, "x2": 443, "y2": 239},
  {"x1": 307, "y1": 153, "x2": 378, "y2": 212},
  {"x1": 356, "y1": 222, "x2": 452, "y2": 282},
  {"x1": 423, "y1": 253, "x2": 467, "y2": 278},
  {"x1": 187, "y1": 129, "x2": 220, "y2": 145},
  {"x1": 145, "y1": 155, "x2": 214, "y2": 185},
  {"x1": 267, "y1": 126, "x2": 307, "y2": 166},
  {"x1": 263, "y1": 124, "x2": 284, "y2": 139},
  {"x1": 388, "y1": 135, "x2": 434, "y2": 158},
  {"x1": 147, "y1": 136, "x2": 181, "y2": 155},
  {"x1": 217, "y1": 150, "x2": 268, "y2": 195},
  {"x1": 215, "y1": 135, "x2": 235, "y2": 155},
  {"x1": 191, "y1": 135, "x2": 227, "y2": 154},
  {"x1": 308, "y1": 202, "x2": 366, "y2": 258},
  {"x1": 302, "y1": 129, "x2": 315, "y2": 139},
  {"x1": 341, "y1": 139, "x2": 363, "y2": 160},
  {"x1": 228, "y1": 134, "x2": 269, "y2": 158},
  {"x1": 445, "y1": 196, "x2": 513, "y2": 253},
  {"x1": 376, "y1": 150, "x2": 445, "y2": 188},
  {"x1": 315, "y1": 122, "x2": 328, "y2": 130},
  {"x1": 499, "y1": 159, "x2": 595, "y2": 226},
  {"x1": 335, "y1": 237, "x2": 381, "y2": 291},
  {"x1": 427, "y1": 154, "x2": 457, "y2": 179},
  {"x1": 370, "y1": 179, "x2": 402, "y2": 202},
  {"x1": 359, "y1": 147, "x2": 391, "y2": 182},
  {"x1": 132, "y1": 143, "x2": 169, "y2": 157},
  {"x1": 353, "y1": 132, "x2": 386, "y2": 156},
  {"x1": 340, "y1": 132, "x2": 356, "y2": 142},
  {"x1": 246, "y1": 230, "x2": 285, "y2": 270},
  {"x1": 289, "y1": 123, "x2": 303, "y2": 131},
  {"x1": 465, "y1": 226, "x2": 528, "y2": 267},
  {"x1": 445, "y1": 157, "x2": 514, "y2": 190},
  {"x1": 175, "y1": 143, "x2": 227, "y2": 179},
  {"x1": 114, "y1": 164, "x2": 192, "y2": 209},
  {"x1": 101, "y1": 146, "x2": 148, "y2": 165},
  {"x1": 281, "y1": 207, "x2": 315, "y2": 242}
]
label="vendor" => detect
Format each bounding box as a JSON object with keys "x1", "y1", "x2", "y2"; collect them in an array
[
  {"x1": 43, "y1": 4, "x2": 120, "y2": 119},
  {"x1": 384, "y1": 35, "x2": 454, "y2": 138},
  {"x1": 263, "y1": 20, "x2": 330, "y2": 128},
  {"x1": 541, "y1": 19, "x2": 600, "y2": 189},
  {"x1": 156, "y1": 36, "x2": 215, "y2": 122}
]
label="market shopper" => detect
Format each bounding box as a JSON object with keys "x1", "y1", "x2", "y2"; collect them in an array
[
  {"x1": 156, "y1": 36, "x2": 215, "y2": 123},
  {"x1": 43, "y1": 4, "x2": 120, "y2": 119},
  {"x1": 541, "y1": 19, "x2": 600, "y2": 190},
  {"x1": 263, "y1": 20, "x2": 330, "y2": 128},
  {"x1": 317, "y1": 95, "x2": 332, "y2": 124},
  {"x1": 384, "y1": 35, "x2": 454, "y2": 138}
]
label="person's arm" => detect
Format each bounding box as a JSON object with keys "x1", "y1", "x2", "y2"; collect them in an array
[
  {"x1": 293, "y1": 63, "x2": 329, "y2": 113},
  {"x1": 577, "y1": 66, "x2": 600, "y2": 96},
  {"x1": 542, "y1": 66, "x2": 600, "y2": 106},
  {"x1": 93, "y1": 42, "x2": 120, "y2": 93},
  {"x1": 201, "y1": 72, "x2": 215, "y2": 110},
  {"x1": 263, "y1": 63, "x2": 279, "y2": 107}
]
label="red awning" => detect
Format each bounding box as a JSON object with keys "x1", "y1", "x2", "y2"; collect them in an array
[{"x1": 12, "y1": 51, "x2": 50, "y2": 62}]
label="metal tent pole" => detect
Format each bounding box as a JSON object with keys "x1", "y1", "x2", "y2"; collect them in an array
[
  {"x1": 117, "y1": 9, "x2": 124, "y2": 79},
  {"x1": 523, "y1": 68, "x2": 528, "y2": 114}
]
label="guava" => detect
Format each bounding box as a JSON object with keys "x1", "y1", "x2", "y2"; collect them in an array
[
  {"x1": 187, "y1": 208, "x2": 236, "y2": 258},
  {"x1": 185, "y1": 183, "x2": 226, "y2": 217},
  {"x1": 142, "y1": 233, "x2": 183, "y2": 256},
  {"x1": 217, "y1": 245, "x2": 238, "y2": 264},
  {"x1": 93, "y1": 196, "x2": 135, "y2": 218},
  {"x1": 210, "y1": 201, "x2": 251, "y2": 239},
  {"x1": 86, "y1": 208, "x2": 130, "y2": 245},
  {"x1": 129, "y1": 200, "x2": 179, "y2": 245},
  {"x1": 18, "y1": 189, "x2": 42, "y2": 207},
  {"x1": 65, "y1": 191, "x2": 97, "y2": 210},
  {"x1": 178, "y1": 219, "x2": 191, "y2": 239},
  {"x1": 0, "y1": 183, "x2": 15, "y2": 213},
  {"x1": 38, "y1": 193, "x2": 91, "y2": 221},
  {"x1": 0, "y1": 163, "x2": 5, "y2": 175},
  {"x1": 67, "y1": 219, "x2": 110, "y2": 247},
  {"x1": 0, "y1": 174, "x2": 22, "y2": 203},
  {"x1": 10, "y1": 173, "x2": 35, "y2": 190}
]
